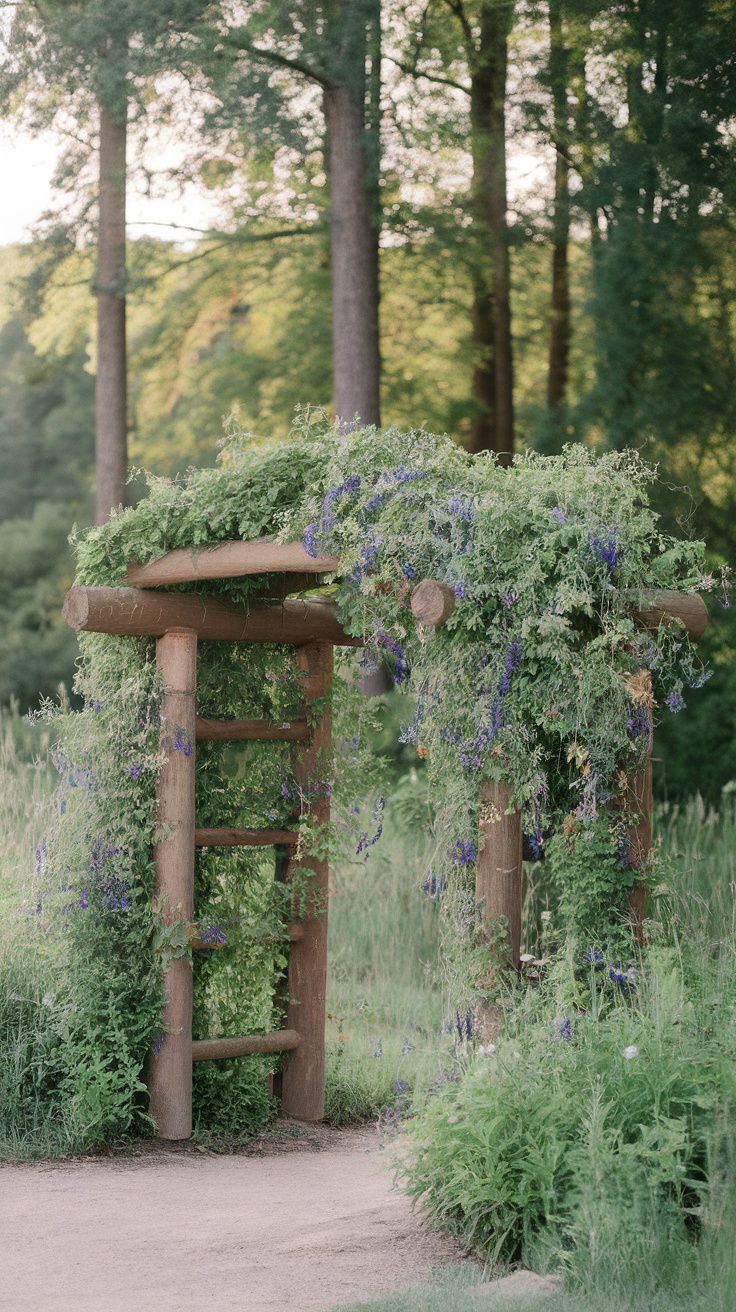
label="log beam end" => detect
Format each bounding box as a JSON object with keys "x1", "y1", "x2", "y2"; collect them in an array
[{"x1": 411, "y1": 579, "x2": 456, "y2": 626}]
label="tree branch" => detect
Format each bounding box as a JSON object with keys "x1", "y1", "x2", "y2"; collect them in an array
[
  {"x1": 385, "y1": 54, "x2": 469, "y2": 94},
  {"x1": 222, "y1": 31, "x2": 332, "y2": 89}
]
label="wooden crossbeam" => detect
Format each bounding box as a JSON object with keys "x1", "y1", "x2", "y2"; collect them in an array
[
  {"x1": 194, "y1": 827, "x2": 299, "y2": 847},
  {"x1": 631, "y1": 590, "x2": 708, "y2": 643},
  {"x1": 62, "y1": 586, "x2": 362, "y2": 646},
  {"x1": 125, "y1": 539, "x2": 339, "y2": 587},
  {"x1": 195, "y1": 715, "x2": 309, "y2": 742},
  {"x1": 192, "y1": 1029, "x2": 301, "y2": 1061}
]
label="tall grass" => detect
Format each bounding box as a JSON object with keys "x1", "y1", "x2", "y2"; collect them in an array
[
  {"x1": 0, "y1": 708, "x2": 82, "y2": 1156},
  {"x1": 325, "y1": 771, "x2": 448, "y2": 1122}
]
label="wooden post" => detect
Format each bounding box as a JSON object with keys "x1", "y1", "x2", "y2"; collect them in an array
[
  {"x1": 280, "y1": 641, "x2": 333, "y2": 1121},
  {"x1": 476, "y1": 781, "x2": 523, "y2": 969},
  {"x1": 147, "y1": 628, "x2": 197, "y2": 1140}
]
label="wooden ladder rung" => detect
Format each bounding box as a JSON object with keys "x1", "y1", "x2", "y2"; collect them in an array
[
  {"x1": 190, "y1": 923, "x2": 304, "y2": 950},
  {"x1": 192, "y1": 1029, "x2": 301, "y2": 1061},
  {"x1": 195, "y1": 715, "x2": 309, "y2": 742},
  {"x1": 194, "y1": 827, "x2": 298, "y2": 847}
]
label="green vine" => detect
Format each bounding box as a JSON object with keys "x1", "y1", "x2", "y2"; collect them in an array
[{"x1": 34, "y1": 409, "x2": 722, "y2": 1136}]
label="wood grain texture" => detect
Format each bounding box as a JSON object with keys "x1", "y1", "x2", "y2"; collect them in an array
[
  {"x1": 63, "y1": 586, "x2": 362, "y2": 646},
  {"x1": 632, "y1": 590, "x2": 708, "y2": 642},
  {"x1": 192, "y1": 1030, "x2": 301, "y2": 1061},
  {"x1": 125, "y1": 539, "x2": 339, "y2": 587},
  {"x1": 476, "y1": 780, "x2": 523, "y2": 970},
  {"x1": 147, "y1": 629, "x2": 197, "y2": 1141},
  {"x1": 410, "y1": 579, "x2": 456, "y2": 626},
  {"x1": 194, "y1": 828, "x2": 299, "y2": 847},
  {"x1": 195, "y1": 716, "x2": 309, "y2": 742},
  {"x1": 280, "y1": 641, "x2": 334, "y2": 1122}
]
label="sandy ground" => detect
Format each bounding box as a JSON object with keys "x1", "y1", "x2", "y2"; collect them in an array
[{"x1": 0, "y1": 1123, "x2": 471, "y2": 1312}]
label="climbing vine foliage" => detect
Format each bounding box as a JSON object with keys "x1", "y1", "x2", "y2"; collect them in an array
[{"x1": 37, "y1": 411, "x2": 717, "y2": 1138}]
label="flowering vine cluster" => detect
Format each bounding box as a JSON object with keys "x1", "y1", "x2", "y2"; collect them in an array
[{"x1": 51, "y1": 411, "x2": 725, "y2": 1063}]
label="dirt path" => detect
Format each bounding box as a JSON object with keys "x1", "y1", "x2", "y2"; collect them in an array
[{"x1": 0, "y1": 1123, "x2": 471, "y2": 1312}]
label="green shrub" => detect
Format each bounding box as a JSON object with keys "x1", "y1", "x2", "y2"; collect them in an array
[
  {"x1": 397, "y1": 940, "x2": 736, "y2": 1278},
  {"x1": 192, "y1": 1058, "x2": 275, "y2": 1139}
]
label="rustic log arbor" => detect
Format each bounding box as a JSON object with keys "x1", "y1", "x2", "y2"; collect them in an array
[{"x1": 63, "y1": 540, "x2": 709, "y2": 1137}]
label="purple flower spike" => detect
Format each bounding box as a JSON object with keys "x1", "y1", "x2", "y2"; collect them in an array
[
  {"x1": 302, "y1": 523, "x2": 321, "y2": 558},
  {"x1": 551, "y1": 506, "x2": 567, "y2": 524},
  {"x1": 448, "y1": 496, "x2": 474, "y2": 522},
  {"x1": 200, "y1": 923, "x2": 227, "y2": 946},
  {"x1": 450, "y1": 839, "x2": 476, "y2": 866},
  {"x1": 589, "y1": 528, "x2": 622, "y2": 572},
  {"x1": 666, "y1": 690, "x2": 686, "y2": 714}
]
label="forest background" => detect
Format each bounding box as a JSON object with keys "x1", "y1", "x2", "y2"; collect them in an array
[{"x1": 0, "y1": 0, "x2": 735, "y2": 804}]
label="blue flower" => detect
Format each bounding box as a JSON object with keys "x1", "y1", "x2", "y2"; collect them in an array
[
  {"x1": 402, "y1": 562, "x2": 415, "y2": 578},
  {"x1": 281, "y1": 781, "x2": 291, "y2": 800},
  {"x1": 450, "y1": 839, "x2": 476, "y2": 866},
  {"x1": 627, "y1": 705, "x2": 650, "y2": 739},
  {"x1": 583, "y1": 947, "x2": 605, "y2": 967},
  {"x1": 557, "y1": 1016, "x2": 573, "y2": 1041},
  {"x1": 393, "y1": 1078, "x2": 409, "y2": 1095},
  {"x1": 448, "y1": 495, "x2": 474, "y2": 522},
  {"x1": 383, "y1": 466, "x2": 425, "y2": 485},
  {"x1": 200, "y1": 923, "x2": 227, "y2": 946},
  {"x1": 589, "y1": 529, "x2": 622, "y2": 572},
  {"x1": 550, "y1": 506, "x2": 566, "y2": 524},
  {"x1": 371, "y1": 1040, "x2": 383, "y2": 1059},
  {"x1": 454, "y1": 582, "x2": 466, "y2": 599},
  {"x1": 421, "y1": 871, "x2": 446, "y2": 899},
  {"x1": 375, "y1": 630, "x2": 408, "y2": 682},
  {"x1": 666, "y1": 689, "x2": 686, "y2": 713},
  {"x1": 303, "y1": 522, "x2": 321, "y2": 558},
  {"x1": 527, "y1": 833, "x2": 544, "y2": 860}
]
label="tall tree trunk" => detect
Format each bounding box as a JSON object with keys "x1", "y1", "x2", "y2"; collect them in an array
[
  {"x1": 324, "y1": 81, "x2": 381, "y2": 428},
  {"x1": 95, "y1": 101, "x2": 127, "y2": 524},
  {"x1": 467, "y1": 1, "x2": 514, "y2": 465},
  {"x1": 547, "y1": 0, "x2": 571, "y2": 410}
]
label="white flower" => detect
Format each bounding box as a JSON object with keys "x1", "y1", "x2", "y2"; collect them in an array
[
  {"x1": 520, "y1": 953, "x2": 535, "y2": 963},
  {"x1": 623, "y1": 1045, "x2": 639, "y2": 1060}
]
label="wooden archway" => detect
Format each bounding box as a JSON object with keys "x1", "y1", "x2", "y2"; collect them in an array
[{"x1": 64, "y1": 538, "x2": 708, "y2": 1136}]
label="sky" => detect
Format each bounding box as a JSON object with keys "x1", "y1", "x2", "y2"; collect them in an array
[
  {"x1": 0, "y1": 120, "x2": 549, "y2": 249},
  {"x1": 0, "y1": 123, "x2": 219, "y2": 246}
]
